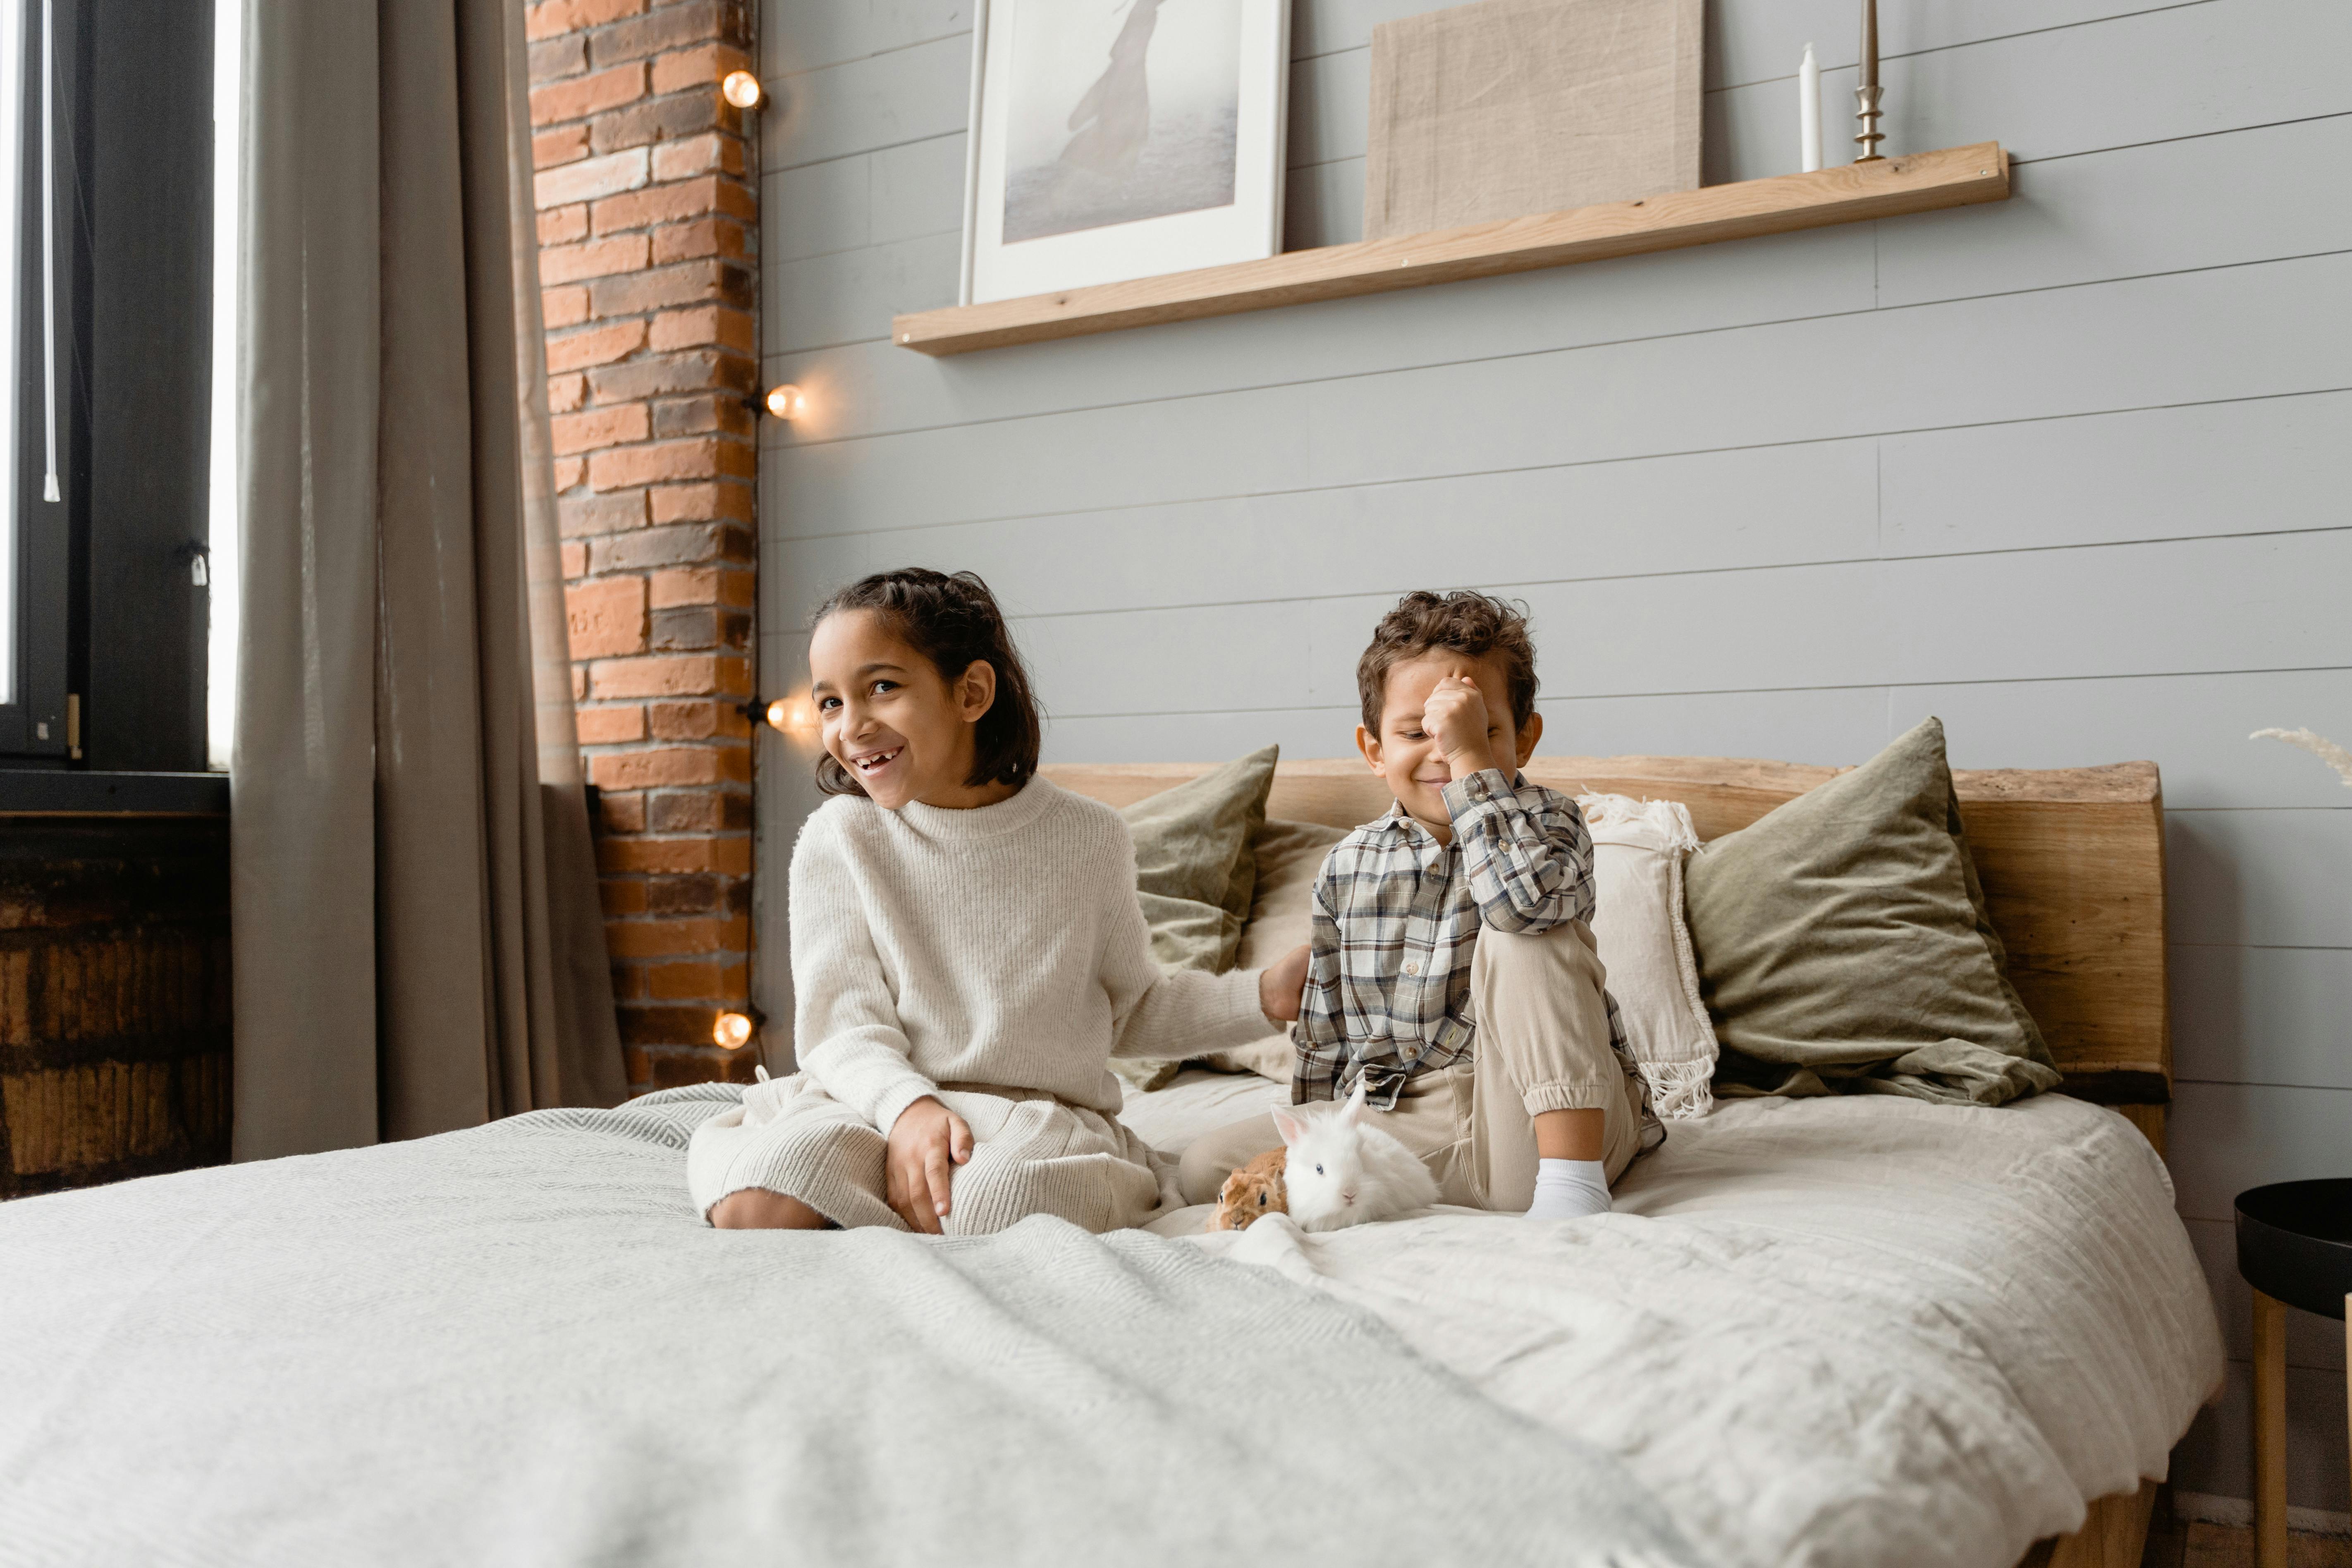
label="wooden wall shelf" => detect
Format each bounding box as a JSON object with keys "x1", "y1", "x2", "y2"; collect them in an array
[{"x1": 894, "y1": 142, "x2": 2009, "y2": 356}]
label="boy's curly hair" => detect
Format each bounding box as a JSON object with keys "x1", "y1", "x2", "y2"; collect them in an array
[{"x1": 1355, "y1": 590, "x2": 1539, "y2": 734}]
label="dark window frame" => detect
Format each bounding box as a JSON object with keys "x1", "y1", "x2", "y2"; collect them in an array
[{"x1": 0, "y1": 0, "x2": 213, "y2": 774}]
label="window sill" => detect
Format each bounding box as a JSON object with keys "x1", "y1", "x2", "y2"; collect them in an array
[{"x1": 0, "y1": 769, "x2": 229, "y2": 815}]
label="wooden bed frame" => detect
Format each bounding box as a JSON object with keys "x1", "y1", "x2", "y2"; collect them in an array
[{"x1": 1045, "y1": 752, "x2": 2174, "y2": 1568}]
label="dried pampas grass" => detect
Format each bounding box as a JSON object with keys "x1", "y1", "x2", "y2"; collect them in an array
[{"x1": 2250, "y1": 727, "x2": 2352, "y2": 788}]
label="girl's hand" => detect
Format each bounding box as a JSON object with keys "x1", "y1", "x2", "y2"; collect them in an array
[
  {"x1": 1259, "y1": 943, "x2": 1311, "y2": 1025},
  {"x1": 886, "y1": 1096, "x2": 973, "y2": 1234}
]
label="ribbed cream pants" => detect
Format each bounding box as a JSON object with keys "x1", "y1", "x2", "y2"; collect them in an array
[
  {"x1": 1178, "y1": 920, "x2": 1643, "y2": 1210},
  {"x1": 687, "y1": 1076, "x2": 1163, "y2": 1234}
]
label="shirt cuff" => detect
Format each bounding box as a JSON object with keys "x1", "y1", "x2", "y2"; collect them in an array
[{"x1": 1441, "y1": 767, "x2": 1515, "y2": 816}]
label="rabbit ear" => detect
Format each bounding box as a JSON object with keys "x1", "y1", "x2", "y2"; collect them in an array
[
  {"x1": 1270, "y1": 1106, "x2": 1307, "y2": 1147},
  {"x1": 1340, "y1": 1078, "x2": 1368, "y2": 1127}
]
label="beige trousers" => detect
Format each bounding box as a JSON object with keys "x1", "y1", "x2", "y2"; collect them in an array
[{"x1": 1178, "y1": 920, "x2": 1644, "y2": 1211}]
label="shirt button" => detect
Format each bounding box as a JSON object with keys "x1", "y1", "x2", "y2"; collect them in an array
[{"x1": 1403, "y1": 961, "x2": 1419, "y2": 975}]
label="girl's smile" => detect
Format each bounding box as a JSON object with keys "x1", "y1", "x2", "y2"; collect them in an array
[{"x1": 808, "y1": 608, "x2": 1016, "y2": 812}]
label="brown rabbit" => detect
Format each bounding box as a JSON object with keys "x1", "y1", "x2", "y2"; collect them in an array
[{"x1": 1209, "y1": 1147, "x2": 1288, "y2": 1232}]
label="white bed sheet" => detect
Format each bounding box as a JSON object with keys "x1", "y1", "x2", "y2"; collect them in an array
[{"x1": 1123, "y1": 1073, "x2": 2224, "y2": 1568}]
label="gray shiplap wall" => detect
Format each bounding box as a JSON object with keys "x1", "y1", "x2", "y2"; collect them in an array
[{"x1": 757, "y1": 0, "x2": 2352, "y2": 1513}]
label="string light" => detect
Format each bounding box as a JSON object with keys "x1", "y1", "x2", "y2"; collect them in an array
[
  {"x1": 721, "y1": 70, "x2": 762, "y2": 109},
  {"x1": 762, "y1": 383, "x2": 805, "y2": 419},
  {"x1": 713, "y1": 1008, "x2": 763, "y2": 1050},
  {"x1": 766, "y1": 692, "x2": 818, "y2": 735}
]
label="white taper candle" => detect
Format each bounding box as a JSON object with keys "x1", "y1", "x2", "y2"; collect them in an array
[{"x1": 1799, "y1": 43, "x2": 1822, "y2": 172}]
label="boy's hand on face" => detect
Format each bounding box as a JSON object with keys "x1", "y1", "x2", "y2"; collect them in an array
[
  {"x1": 1423, "y1": 674, "x2": 1499, "y2": 777},
  {"x1": 886, "y1": 1095, "x2": 973, "y2": 1234}
]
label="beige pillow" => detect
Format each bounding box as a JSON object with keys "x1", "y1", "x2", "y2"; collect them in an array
[
  {"x1": 1196, "y1": 817, "x2": 1349, "y2": 1082},
  {"x1": 1122, "y1": 745, "x2": 1278, "y2": 973},
  {"x1": 1682, "y1": 717, "x2": 2061, "y2": 1106},
  {"x1": 1577, "y1": 793, "x2": 1717, "y2": 1118},
  {"x1": 1111, "y1": 747, "x2": 1280, "y2": 1092}
]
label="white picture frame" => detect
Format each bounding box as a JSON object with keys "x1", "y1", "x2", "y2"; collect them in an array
[{"x1": 960, "y1": 0, "x2": 1291, "y2": 307}]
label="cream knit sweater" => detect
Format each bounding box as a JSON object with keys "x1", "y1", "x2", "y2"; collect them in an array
[{"x1": 790, "y1": 776, "x2": 1273, "y2": 1134}]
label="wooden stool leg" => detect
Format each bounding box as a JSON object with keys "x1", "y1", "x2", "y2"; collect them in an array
[{"x1": 2252, "y1": 1288, "x2": 2287, "y2": 1568}]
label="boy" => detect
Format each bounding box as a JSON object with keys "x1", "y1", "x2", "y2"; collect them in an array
[{"x1": 1180, "y1": 590, "x2": 1649, "y2": 1221}]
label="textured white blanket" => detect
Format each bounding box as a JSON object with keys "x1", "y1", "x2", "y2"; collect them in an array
[
  {"x1": 0, "y1": 1087, "x2": 1696, "y2": 1568},
  {"x1": 1133, "y1": 1085, "x2": 2224, "y2": 1568}
]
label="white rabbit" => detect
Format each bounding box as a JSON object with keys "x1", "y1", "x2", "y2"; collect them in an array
[{"x1": 1270, "y1": 1078, "x2": 1439, "y2": 1232}]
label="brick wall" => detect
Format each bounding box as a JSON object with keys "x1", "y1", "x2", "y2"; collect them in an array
[
  {"x1": 526, "y1": 0, "x2": 760, "y2": 1093},
  {"x1": 0, "y1": 818, "x2": 232, "y2": 1197}
]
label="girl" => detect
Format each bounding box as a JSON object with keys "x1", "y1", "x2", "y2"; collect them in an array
[{"x1": 692, "y1": 569, "x2": 1310, "y2": 1234}]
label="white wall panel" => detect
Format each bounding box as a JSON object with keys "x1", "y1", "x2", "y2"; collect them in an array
[
  {"x1": 766, "y1": 155, "x2": 870, "y2": 263},
  {"x1": 764, "y1": 32, "x2": 970, "y2": 170},
  {"x1": 1706, "y1": 0, "x2": 2351, "y2": 184},
  {"x1": 768, "y1": 232, "x2": 958, "y2": 355},
  {"x1": 1283, "y1": 157, "x2": 1363, "y2": 252},
  {"x1": 1877, "y1": 115, "x2": 2352, "y2": 307},
  {"x1": 767, "y1": 437, "x2": 1882, "y2": 622},
  {"x1": 870, "y1": 133, "x2": 966, "y2": 244},
  {"x1": 2173, "y1": 945, "x2": 2352, "y2": 1092},
  {"x1": 1903, "y1": 666, "x2": 2352, "y2": 810},
  {"x1": 1881, "y1": 390, "x2": 2352, "y2": 558},
  {"x1": 2167, "y1": 809, "x2": 2352, "y2": 949},
  {"x1": 764, "y1": 0, "x2": 969, "y2": 78},
  {"x1": 760, "y1": 218, "x2": 1878, "y2": 447},
  {"x1": 2169, "y1": 1080, "x2": 2352, "y2": 1222},
  {"x1": 771, "y1": 255, "x2": 2352, "y2": 529}
]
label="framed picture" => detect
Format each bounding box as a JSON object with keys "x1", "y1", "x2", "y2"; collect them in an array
[{"x1": 960, "y1": 0, "x2": 1291, "y2": 306}]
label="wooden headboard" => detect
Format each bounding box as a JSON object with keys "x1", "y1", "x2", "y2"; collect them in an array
[{"x1": 1045, "y1": 754, "x2": 2170, "y2": 1143}]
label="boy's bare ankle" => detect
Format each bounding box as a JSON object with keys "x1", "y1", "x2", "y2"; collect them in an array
[
  {"x1": 709, "y1": 1188, "x2": 828, "y2": 1230},
  {"x1": 1532, "y1": 1107, "x2": 1605, "y2": 1163}
]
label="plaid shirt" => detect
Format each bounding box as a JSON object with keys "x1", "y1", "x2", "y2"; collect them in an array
[{"x1": 1293, "y1": 767, "x2": 1629, "y2": 1109}]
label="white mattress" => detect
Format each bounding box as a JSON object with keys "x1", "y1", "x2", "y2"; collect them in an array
[{"x1": 1123, "y1": 1072, "x2": 2224, "y2": 1568}]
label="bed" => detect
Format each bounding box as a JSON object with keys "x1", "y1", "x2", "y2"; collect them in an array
[{"x1": 0, "y1": 754, "x2": 2223, "y2": 1568}]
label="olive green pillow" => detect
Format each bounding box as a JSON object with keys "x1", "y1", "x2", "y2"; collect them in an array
[
  {"x1": 1681, "y1": 717, "x2": 2061, "y2": 1107},
  {"x1": 1111, "y1": 745, "x2": 1279, "y2": 1092}
]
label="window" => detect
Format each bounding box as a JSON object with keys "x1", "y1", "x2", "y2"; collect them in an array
[{"x1": 0, "y1": 0, "x2": 216, "y2": 774}]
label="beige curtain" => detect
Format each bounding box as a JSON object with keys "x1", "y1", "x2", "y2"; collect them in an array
[{"x1": 231, "y1": 0, "x2": 627, "y2": 1160}]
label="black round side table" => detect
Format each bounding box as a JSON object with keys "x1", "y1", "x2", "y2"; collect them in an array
[{"x1": 2234, "y1": 1179, "x2": 2352, "y2": 1568}]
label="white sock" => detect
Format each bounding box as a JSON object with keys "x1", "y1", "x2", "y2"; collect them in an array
[{"x1": 1526, "y1": 1158, "x2": 1611, "y2": 1221}]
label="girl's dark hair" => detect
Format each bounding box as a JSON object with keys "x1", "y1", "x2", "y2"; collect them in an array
[{"x1": 810, "y1": 569, "x2": 1043, "y2": 798}]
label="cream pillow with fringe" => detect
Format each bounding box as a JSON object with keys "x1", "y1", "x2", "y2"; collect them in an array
[{"x1": 1578, "y1": 792, "x2": 1717, "y2": 1119}]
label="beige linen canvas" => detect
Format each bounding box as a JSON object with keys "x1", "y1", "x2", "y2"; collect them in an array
[{"x1": 1365, "y1": 0, "x2": 1702, "y2": 242}]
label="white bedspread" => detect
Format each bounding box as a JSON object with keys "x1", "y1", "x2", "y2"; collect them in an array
[
  {"x1": 0, "y1": 1088, "x2": 1696, "y2": 1568},
  {"x1": 1126, "y1": 1076, "x2": 2224, "y2": 1568}
]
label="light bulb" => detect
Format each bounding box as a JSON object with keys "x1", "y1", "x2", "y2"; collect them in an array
[
  {"x1": 762, "y1": 691, "x2": 817, "y2": 736},
  {"x1": 722, "y1": 70, "x2": 762, "y2": 109},
  {"x1": 762, "y1": 383, "x2": 804, "y2": 419},
  {"x1": 713, "y1": 1011, "x2": 757, "y2": 1050}
]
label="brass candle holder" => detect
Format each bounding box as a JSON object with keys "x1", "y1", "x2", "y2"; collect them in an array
[
  {"x1": 1854, "y1": 84, "x2": 1884, "y2": 162},
  {"x1": 1855, "y1": 0, "x2": 1885, "y2": 163}
]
